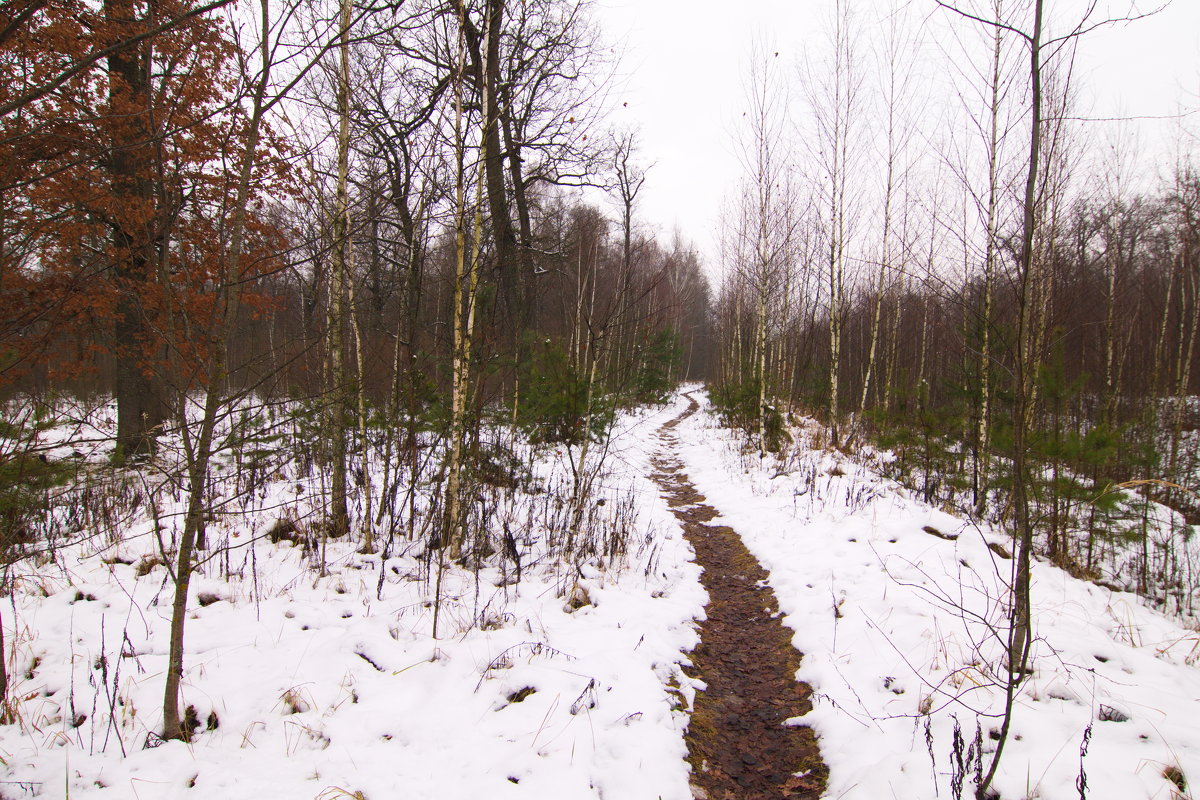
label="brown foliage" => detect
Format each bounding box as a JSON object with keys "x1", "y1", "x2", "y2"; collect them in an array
[{"x1": 0, "y1": 0, "x2": 292, "y2": 401}]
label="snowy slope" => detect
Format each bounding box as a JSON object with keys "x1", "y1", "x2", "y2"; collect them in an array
[
  {"x1": 0, "y1": 395, "x2": 705, "y2": 800},
  {"x1": 675, "y1": 390, "x2": 1200, "y2": 800}
]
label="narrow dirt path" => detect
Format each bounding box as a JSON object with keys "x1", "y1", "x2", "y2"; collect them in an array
[{"x1": 651, "y1": 394, "x2": 827, "y2": 800}]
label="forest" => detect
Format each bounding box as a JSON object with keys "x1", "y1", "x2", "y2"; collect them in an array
[{"x1": 1, "y1": 0, "x2": 1198, "y2": 798}]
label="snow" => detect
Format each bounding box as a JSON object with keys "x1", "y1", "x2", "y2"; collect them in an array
[
  {"x1": 0, "y1": 395, "x2": 705, "y2": 800},
  {"x1": 3, "y1": 387, "x2": 1200, "y2": 799},
  {"x1": 674, "y1": 390, "x2": 1200, "y2": 800}
]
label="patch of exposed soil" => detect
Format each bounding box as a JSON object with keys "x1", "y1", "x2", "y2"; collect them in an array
[{"x1": 651, "y1": 395, "x2": 827, "y2": 800}]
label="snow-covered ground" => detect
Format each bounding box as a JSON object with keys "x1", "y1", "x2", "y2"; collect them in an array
[
  {"x1": 4, "y1": 387, "x2": 1200, "y2": 799},
  {"x1": 675, "y1": 390, "x2": 1200, "y2": 800},
  {"x1": 0, "y1": 395, "x2": 705, "y2": 800}
]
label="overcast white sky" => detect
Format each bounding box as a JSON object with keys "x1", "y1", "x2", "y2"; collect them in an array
[{"x1": 591, "y1": 0, "x2": 1200, "y2": 273}]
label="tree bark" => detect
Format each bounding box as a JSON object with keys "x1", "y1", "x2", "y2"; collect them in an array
[
  {"x1": 1008, "y1": 0, "x2": 1044, "y2": 681},
  {"x1": 326, "y1": 0, "x2": 353, "y2": 545},
  {"x1": 161, "y1": 0, "x2": 271, "y2": 740},
  {"x1": 442, "y1": 2, "x2": 489, "y2": 563},
  {"x1": 106, "y1": 0, "x2": 165, "y2": 458},
  {"x1": 974, "y1": 0, "x2": 1003, "y2": 517}
]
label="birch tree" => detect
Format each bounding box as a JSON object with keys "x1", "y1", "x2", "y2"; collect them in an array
[
  {"x1": 859, "y1": 3, "x2": 918, "y2": 414},
  {"x1": 935, "y1": 2, "x2": 1164, "y2": 794},
  {"x1": 807, "y1": 0, "x2": 863, "y2": 447},
  {"x1": 737, "y1": 47, "x2": 795, "y2": 455},
  {"x1": 325, "y1": 0, "x2": 353, "y2": 551},
  {"x1": 440, "y1": 0, "x2": 492, "y2": 565}
]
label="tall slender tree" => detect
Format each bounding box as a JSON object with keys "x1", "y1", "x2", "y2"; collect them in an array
[{"x1": 807, "y1": 0, "x2": 863, "y2": 447}]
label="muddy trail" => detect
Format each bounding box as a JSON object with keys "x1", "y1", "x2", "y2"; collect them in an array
[{"x1": 650, "y1": 394, "x2": 827, "y2": 800}]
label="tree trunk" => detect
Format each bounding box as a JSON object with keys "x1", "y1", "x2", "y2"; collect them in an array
[
  {"x1": 325, "y1": 0, "x2": 353, "y2": 546},
  {"x1": 974, "y1": 1, "x2": 1002, "y2": 517},
  {"x1": 1009, "y1": 0, "x2": 1044, "y2": 687},
  {"x1": 160, "y1": 0, "x2": 270, "y2": 739},
  {"x1": 459, "y1": 0, "x2": 518, "y2": 326},
  {"x1": 106, "y1": 0, "x2": 164, "y2": 458},
  {"x1": 443, "y1": 2, "x2": 489, "y2": 561},
  {"x1": 349, "y1": 277, "x2": 373, "y2": 553}
]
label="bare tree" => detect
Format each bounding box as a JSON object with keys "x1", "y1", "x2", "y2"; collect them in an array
[
  {"x1": 735, "y1": 46, "x2": 797, "y2": 455},
  {"x1": 859, "y1": 3, "x2": 919, "y2": 413},
  {"x1": 440, "y1": 0, "x2": 492, "y2": 570},
  {"x1": 935, "y1": 2, "x2": 1164, "y2": 795},
  {"x1": 806, "y1": 0, "x2": 864, "y2": 447},
  {"x1": 323, "y1": 0, "x2": 354, "y2": 556},
  {"x1": 161, "y1": 0, "x2": 283, "y2": 740},
  {"x1": 608, "y1": 129, "x2": 648, "y2": 393}
]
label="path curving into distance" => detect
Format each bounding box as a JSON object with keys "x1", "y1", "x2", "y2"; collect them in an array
[{"x1": 651, "y1": 393, "x2": 827, "y2": 800}]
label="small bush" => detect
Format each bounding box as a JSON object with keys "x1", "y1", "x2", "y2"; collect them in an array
[
  {"x1": 0, "y1": 449, "x2": 77, "y2": 557},
  {"x1": 516, "y1": 341, "x2": 613, "y2": 445},
  {"x1": 709, "y1": 380, "x2": 788, "y2": 452},
  {"x1": 628, "y1": 329, "x2": 681, "y2": 405}
]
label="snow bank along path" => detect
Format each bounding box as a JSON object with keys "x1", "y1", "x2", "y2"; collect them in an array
[
  {"x1": 0, "y1": 395, "x2": 708, "y2": 799},
  {"x1": 672, "y1": 390, "x2": 1200, "y2": 800},
  {"x1": 649, "y1": 392, "x2": 826, "y2": 799},
  {"x1": 7, "y1": 388, "x2": 1200, "y2": 799}
]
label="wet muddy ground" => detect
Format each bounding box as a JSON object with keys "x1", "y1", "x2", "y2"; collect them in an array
[{"x1": 650, "y1": 396, "x2": 827, "y2": 800}]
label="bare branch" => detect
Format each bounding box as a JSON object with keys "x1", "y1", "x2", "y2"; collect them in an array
[{"x1": 934, "y1": 1, "x2": 1033, "y2": 44}]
